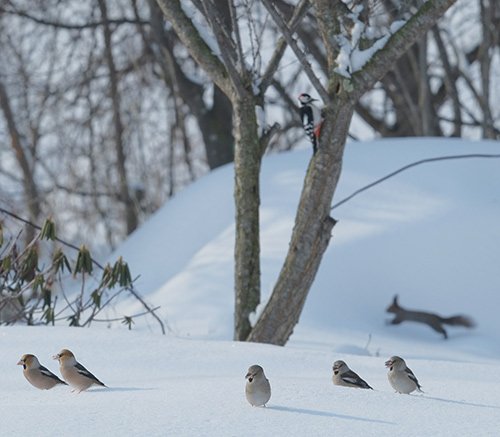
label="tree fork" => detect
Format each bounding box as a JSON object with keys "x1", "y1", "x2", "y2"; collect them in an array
[{"x1": 247, "y1": 101, "x2": 352, "y2": 345}]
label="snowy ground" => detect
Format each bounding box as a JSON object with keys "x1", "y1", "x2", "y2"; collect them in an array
[{"x1": 3, "y1": 138, "x2": 500, "y2": 436}]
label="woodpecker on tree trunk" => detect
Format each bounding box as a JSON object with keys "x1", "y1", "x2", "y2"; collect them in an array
[{"x1": 298, "y1": 93, "x2": 323, "y2": 154}]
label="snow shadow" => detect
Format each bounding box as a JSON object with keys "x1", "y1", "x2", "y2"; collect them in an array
[
  {"x1": 268, "y1": 405, "x2": 395, "y2": 425},
  {"x1": 422, "y1": 395, "x2": 500, "y2": 410},
  {"x1": 93, "y1": 386, "x2": 157, "y2": 393}
]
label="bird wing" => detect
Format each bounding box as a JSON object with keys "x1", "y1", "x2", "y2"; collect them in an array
[
  {"x1": 404, "y1": 367, "x2": 422, "y2": 390},
  {"x1": 342, "y1": 370, "x2": 373, "y2": 389},
  {"x1": 39, "y1": 365, "x2": 67, "y2": 384},
  {"x1": 300, "y1": 105, "x2": 313, "y2": 129},
  {"x1": 300, "y1": 106, "x2": 317, "y2": 149},
  {"x1": 75, "y1": 362, "x2": 105, "y2": 386}
]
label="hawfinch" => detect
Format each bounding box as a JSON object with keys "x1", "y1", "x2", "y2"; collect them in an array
[
  {"x1": 53, "y1": 349, "x2": 106, "y2": 392},
  {"x1": 385, "y1": 356, "x2": 423, "y2": 394},
  {"x1": 17, "y1": 354, "x2": 67, "y2": 390},
  {"x1": 332, "y1": 360, "x2": 373, "y2": 389},
  {"x1": 245, "y1": 364, "x2": 271, "y2": 407}
]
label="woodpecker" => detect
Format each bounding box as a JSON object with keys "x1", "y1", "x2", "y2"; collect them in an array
[{"x1": 298, "y1": 93, "x2": 323, "y2": 154}]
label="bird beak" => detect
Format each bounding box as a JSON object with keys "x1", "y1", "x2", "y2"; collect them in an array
[
  {"x1": 385, "y1": 359, "x2": 393, "y2": 367},
  {"x1": 16, "y1": 359, "x2": 23, "y2": 366},
  {"x1": 53, "y1": 353, "x2": 60, "y2": 360}
]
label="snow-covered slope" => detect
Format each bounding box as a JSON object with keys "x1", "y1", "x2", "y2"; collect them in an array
[
  {"x1": 115, "y1": 139, "x2": 500, "y2": 358},
  {"x1": 3, "y1": 138, "x2": 500, "y2": 436}
]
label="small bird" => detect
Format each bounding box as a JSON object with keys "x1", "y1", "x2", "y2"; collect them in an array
[
  {"x1": 245, "y1": 364, "x2": 271, "y2": 407},
  {"x1": 298, "y1": 93, "x2": 324, "y2": 154},
  {"x1": 17, "y1": 354, "x2": 67, "y2": 390},
  {"x1": 53, "y1": 349, "x2": 106, "y2": 393},
  {"x1": 385, "y1": 356, "x2": 423, "y2": 394},
  {"x1": 332, "y1": 360, "x2": 373, "y2": 389}
]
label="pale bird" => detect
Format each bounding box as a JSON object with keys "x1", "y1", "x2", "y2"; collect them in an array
[
  {"x1": 245, "y1": 364, "x2": 271, "y2": 407},
  {"x1": 332, "y1": 360, "x2": 373, "y2": 389},
  {"x1": 385, "y1": 356, "x2": 423, "y2": 394},
  {"x1": 17, "y1": 354, "x2": 67, "y2": 390},
  {"x1": 53, "y1": 349, "x2": 106, "y2": 393}
]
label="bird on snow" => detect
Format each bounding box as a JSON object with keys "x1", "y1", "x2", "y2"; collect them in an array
[
  {"x1": 385, "y1": 356, "x2": 423, "y2": 394},
  {"x1": 245, "y1": 364, "x2": 271, "y2": 407},
  {"x1": 332, "y1": 360, "x2": 373, "y2": 389},
  {"x1": 17, "y1": 354, "x2": 67, "y2": 390},
  {"x1": 53, "y1": 349, "x2": 106, "y2": 393}
]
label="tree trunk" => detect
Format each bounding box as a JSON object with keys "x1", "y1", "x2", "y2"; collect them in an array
[
  {"x1": 98, "y1": 0, "x2": 138, "y2": 235},
  {"x1": 200, "y1": 87, "x2": 235, "y2": 170},
  {"x1": 233, "y1": 95, "x2": 262, "y2": 341},
  {"x1": 0, "y1": 80, "x2": 41, "y2": 243},
  {"x1": 148, "y1": 0, "x2": 234, "y2": 170},
  {"x1": 248, "y1": 100, "x2": 354, "y2": 345}
]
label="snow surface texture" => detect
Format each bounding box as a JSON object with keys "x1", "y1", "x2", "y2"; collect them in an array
[{"x1": 3, "y1": 139, "x2": 500, "y2": 436}]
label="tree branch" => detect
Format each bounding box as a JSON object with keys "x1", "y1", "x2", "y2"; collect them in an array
[
  {"x1": 0, "y1": 5, "x2": 148, "y2": 29},
  {"x1": 155, "y1": 0, "x2": 232, "y2": 95},
  {"x1": 351, "y1": 0, "x2": 457, "y2": 101},
  {"x1": 260, "y1": 0, "x2": 311, "y2": 93},
  {"x1": 259, "y1": 122, "x2": 281, "y2": 157},
  {"x1": 197, "y1": 0, "x2": 246, "y2": 95},
  {"x1": 228, "y1": 0, "x2": 245, "y2": 74},
  {"x1": 261, "y1": 0, "x2": 330, "y2": 103},
  {"x1": 331, "y1": 153, "x2": 500, "y2": 210}
]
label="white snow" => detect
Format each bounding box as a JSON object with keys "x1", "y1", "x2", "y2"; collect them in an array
[
  {"x1": 3, "y1": 138, "x2": 500, "y2": 436},
  {"x1": 334, "y1": 8, "x2": 407, "y2": 77}
]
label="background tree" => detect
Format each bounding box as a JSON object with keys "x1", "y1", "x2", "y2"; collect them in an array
[{"x1": 1, "y1": 0, "x2": 497, "y2": 255}]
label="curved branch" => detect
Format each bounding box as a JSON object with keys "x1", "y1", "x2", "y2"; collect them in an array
[{"x1": 331, "y1": 153, "x2": 500, "y2": 210}]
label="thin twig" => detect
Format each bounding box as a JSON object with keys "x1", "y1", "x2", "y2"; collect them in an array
[
  {"x1": 228, "y1": 0, "x2": 245, "y2": 73},
  {"x1": 91, "y1": 306, "x2": 162, "y2": 323},
  {"x1": 261, "y1": 0, "x2": 330, "y2": 103},
  {"x1": 199, "y1": 0, "x2": 246, "y2": 95},
  {"x1": 261, "y1": 0, "x2": 311, "y2": 92}
]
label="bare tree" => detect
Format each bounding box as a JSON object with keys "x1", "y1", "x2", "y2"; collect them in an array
[
  {"x1": 156, "y1": 0, "x2": 307, "y2": 340},
  {"x1": 156, "y1": 0, "x2": 457, "y2": 344},
  {"x1": 0, "y1": 1, "x2": 193, "y2": 248},
  {"x1": 1, "y1": 0, "x2": 496, "y2": 257}
]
